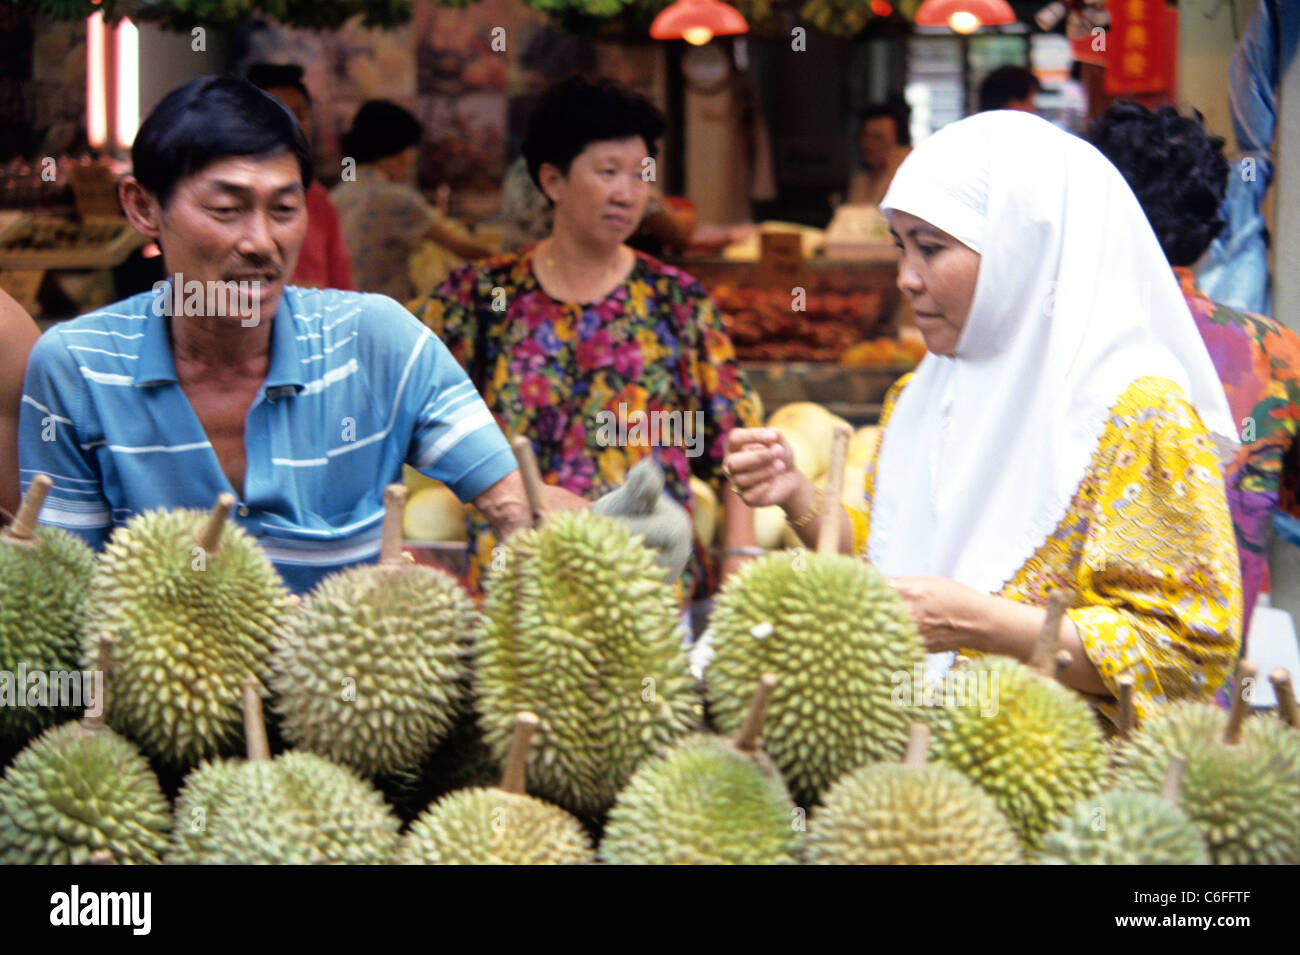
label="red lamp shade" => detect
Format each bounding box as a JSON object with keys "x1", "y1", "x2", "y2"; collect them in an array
[
  {"x1": 915, "y1": 0, "x2": 1016, "y2": 33},
  {"x1": 650, "y1": 0, "x2": 749, "y2": 45}
]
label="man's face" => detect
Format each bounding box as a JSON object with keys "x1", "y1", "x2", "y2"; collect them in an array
[
  {"x1": 858, "y1": 116, "x2": 897, "y2": 170},
  {"x1": 154, "y1": 152, "x2": 307, "y2": 323}
]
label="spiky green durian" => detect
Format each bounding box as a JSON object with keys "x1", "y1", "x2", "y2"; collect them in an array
[
  {"x1": 0, "y1": 520, "x2": 95, "y2": 746},
  {"x1": 0, "y1": 721, "x2": 170, "y2": 864},
  {"x1": 81, "y1": 501, "x2": 293, "y2": 768},
  {"x1": 1038, "y1": 789, "x2": 1208, "y2": 865},
  {"x1": 600, "y1": 734, "x2": 799, "y2": 865},
  {"x1": 476, "y1": 510, "x2": 700, "y2": 816},
  {"x1": 168, "y1": 751, "x2": 400, "y2": 865},
  {"x1": 929, "y1": 655, "x2": 1108, "y2": 850},
  {"x1": 270, "y1": 561, "x2": 474, "y2": 778},
  {"x1": 705, "y1": 552, "x2": 925, "y2": 807},
  {"x1": 1109, "y1": 703, "x2": 1299, "y2": 865},
  {"x1": 397, "y1": 787, "x2": 594, "y2": 865},
  {"x1": 805, "y1": 760, "x2": 1023, "y2": 865}
]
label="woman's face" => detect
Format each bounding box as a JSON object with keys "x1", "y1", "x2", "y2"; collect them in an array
[
  {"x1": 890, "y1": 210, "x2": 981, "y2": 357},
  {"x1": 540, "y1": 136, "x2": 650, "y2": 248}
]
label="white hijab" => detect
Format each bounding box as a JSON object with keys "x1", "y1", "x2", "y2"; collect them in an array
[{"x1": 871, "y1": 111, "x2": 1237, "y2": 678}]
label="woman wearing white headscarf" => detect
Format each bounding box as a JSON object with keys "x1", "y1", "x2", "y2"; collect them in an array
[{"x1": 722, "y1": 111, "x2": 1242, "y2": 730}]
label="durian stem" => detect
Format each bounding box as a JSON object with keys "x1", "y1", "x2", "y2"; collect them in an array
[
  {"x1": 815, "y1": 426, "x2": 852, "y2": 556},
  {"x1": 195, "y1": 493, "x2": 237, "y2": 554},
  {"x1": 510, "y1": 436, "x2": 548, "y2": 528},
  {"x1": 242, "y1": 678, "x2": 271, "y2": 761},
  {"x1": 3, "y1": 473, "x2": 51, "y2": 545},
  {"x1": 499, "y1": 711, "x2": 539, "y2": 794},
  {"x1": 1031, "y1": 589, "x2": 1073, "y2": 676},
  {"x1": 1269, "y1": 669, "x2": 1299, "y2": 729},
  {"x1": 1116, "y1": 676, "x2": 1136, "y2": 739},
  {"x1": 380, "y1": 484, "x2": 407, "y2": 564},
  {"x1": 1222, "y1": 660, "x2": 1258, "y2": 746},
  {"x1": 1160, "y1": 755, "x2": 1189, "y2": 805},
  {"x1": 78, "y1": 632, "x2": 114, "y2": 735},
  {"x1": 902, "y1": 723, "x2": 930, "y2": 767},
  {"x1": 1052, "y1": 649, "x2": 1072, "y2": 683},
  {"x1": 733, "y1": 673, "x2": 778, "y2": 753}
]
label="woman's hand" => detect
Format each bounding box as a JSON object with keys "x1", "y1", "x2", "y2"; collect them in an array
[
  {"x1": 722, "y1": 428, "x2": 809, "y2": 511},
  {"x1": 888, "y1": 575, "x2": 989, "y2": 654}
]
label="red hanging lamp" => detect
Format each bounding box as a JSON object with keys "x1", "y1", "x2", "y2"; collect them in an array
[
  {"x1": 915, "y1": 0, "x2": 1016, "y2": 33},
  {"x1": 650, "y1": 0, "x2": 749, "y2": 46}
]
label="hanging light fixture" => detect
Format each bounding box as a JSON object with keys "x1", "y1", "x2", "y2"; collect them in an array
[
  {"x1": 650, "y1": 0, "x2": 749, "y2": 46},
  {"x1": 915, "y1": 0, "x2": 1016, "y2": 33}
]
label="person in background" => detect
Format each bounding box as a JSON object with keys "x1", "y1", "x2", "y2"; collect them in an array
[
  {"x1": 847, "y1": 101, "x2": 912, "y2": 207},
  {"x1": 0, "y1": 287, "x2": 40, "y2": 523},
  {"x1": 331, "y1": 100, "x2": 493, "y2": 303},
  {"x1": 1086, "y1": 101, "x2": 1300, "y2": 640},
  {"x1": 246, "y1": 62, "x2": 353, "y2": 291},
  {"x1": 416, "y1": 77, "x2": 761, "y2": 605},
  {"x1": 978, "y1": 65, "x2": 1041, "y2": 113}
]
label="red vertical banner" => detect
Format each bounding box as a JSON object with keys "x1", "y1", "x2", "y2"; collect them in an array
[{"x1": 1104, "y1": 0, "x2": 1179, "y2": 96}]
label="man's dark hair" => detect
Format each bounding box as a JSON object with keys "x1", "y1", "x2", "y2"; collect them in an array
[
  {"x1": 340, "y1": 100, "x2": 423, "y2": 165},
  {"x1": 978, "y1": 65, "x2": 1042, "y2": 112},
  {"x1": 246, "y1": 62, "x2": 311, "y2": 103},
  {"x1": 1085, "y1": 101, "x2": 1228, "y2": 267},
  {"x1": 131, "y1": 75, "x2": 312, "y2": 208},
  {"x1": 521, "y1": 77, "x2": 666, "y2": 192},
  {"x1": 858, "y1": 100, "x2": 911, "y2": 147}
]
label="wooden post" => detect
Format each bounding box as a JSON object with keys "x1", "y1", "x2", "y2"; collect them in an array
[
  {"x1": 3, "y1": 474, "x2": 51, "y2": 545},
  {"x1": 816, "y1": 427, "x2": 851, "y2": 556},
  {"x1": 732, "y1": 673, "x2": 778, "y2": 753},
  {"x1": 499, "y1": 711, "x2": 539, "y2": 795},
  {"x1": 380, "y1": 484, "x2": 407, "y2": 565},
  {"x1": 1269, "y1": 668, "x2": 1299, "y2": 729},
  {"x1": 1222, "y1": 660, "x2": 1258, "y2": 746},
  {"x1": 242, "y1": 678, "x2": 270, "y2": 762},
  {"x1": 195, "y1": 493, "x2": 236, "y2": 554},
  {"x1": 511, "y1": 436, "x2": 548, "y2": 528},
  {"x1": 1116, "y1": 676, "x2": 1136, "y2": 739},
  {"x1": 1032, "y1": 589, "x2": 1073, "y2": 676},
  {"x1": 902, "y1": 723, "x2": 930, "y2": 767},
  {"x1": 1159, "y1": 755, "x2": 1188, "y2": 805}
]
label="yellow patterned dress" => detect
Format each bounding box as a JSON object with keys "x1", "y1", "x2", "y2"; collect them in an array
[{"x1": 848, "y1": 374, "x2": 1243, "y2": 731}]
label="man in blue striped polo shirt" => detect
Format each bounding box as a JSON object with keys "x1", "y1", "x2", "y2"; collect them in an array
[{"x1": 16, "y1": 75, "x2": 553, "y2": 593}]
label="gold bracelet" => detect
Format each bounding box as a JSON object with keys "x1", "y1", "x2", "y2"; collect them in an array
[{"x1": 786, "y1": 489, "x2": 823, "y2": 530}]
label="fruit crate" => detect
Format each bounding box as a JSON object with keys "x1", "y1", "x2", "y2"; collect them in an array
[{"x1": 0, "y1": 215, "x2": 146, "y2": 270}]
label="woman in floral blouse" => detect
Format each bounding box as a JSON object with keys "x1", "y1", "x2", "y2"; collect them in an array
[
  {"x1": 416, "y1": 77, "x2": 761, "y2": 603},
  {"x1": 725, "y1": 111, "x2": 1243, "y2": 731}
]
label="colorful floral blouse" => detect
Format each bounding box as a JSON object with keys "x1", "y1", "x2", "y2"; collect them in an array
[
  {"x1": 1178, "y1": 266, "x2": 1300, "y2": 636},
  {"x1": 413, "y1": 249, "x2": 762, "y2": 603},
  {"x1": 849, "y1": 374, "x2": 1243, "y2": 732}
]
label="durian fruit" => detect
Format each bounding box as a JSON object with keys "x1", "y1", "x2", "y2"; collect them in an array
[
  {"x1": 82, "y1": 494, "x2": 293, "y2": 768},
  {"x1": 765, "y1": 402, "x2": 851, "y2": 479},
  {"x1": 474, "y1": 438, "x2": 701, "y2": 817},
  {"x1": 601, "y1": 674, "x2": 800, "y2": 865},
  {"x1": 271, "y1": 485, "x2": 473, "y2": 778},
  {"x1": 0, "y1": 635, "x2": 170, "y2": 864},
  {"x1": 397, "y1": 712, "x2": 594, "y2": 865},
  {"x1": 404, "y1": 482, "x2": 467, "y2": 542},
  {"x1": 0, "y1": 476, "x2": 96, "y2": 746},
  {"x1": 1109, "y1": 661, "x2": 1300, "y2": 865},
  {"x1": 930, "y1": 592, "x2": 1108, "y2": 850},
  {"x1": 805, "y1": 723, "x2": 1023, "y2": 865},
  {"x1": 1038, "y1": 756, "x2": 1209, "y2": 865},
  {"x1": 168, "y1": 682, "x2": 400, "y2": 865},
  {"x1": 706, "y1": 426, "x2": 926, "y2": 806}
]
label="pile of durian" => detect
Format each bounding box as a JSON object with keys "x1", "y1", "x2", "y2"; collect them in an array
[{"x1": 1, "y1": 441, "x2": 1297, "y2": 866}]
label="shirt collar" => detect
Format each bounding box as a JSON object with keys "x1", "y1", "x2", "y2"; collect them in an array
[{"x1": 132, "y1": 282, "x2": 305, "y2": 398}]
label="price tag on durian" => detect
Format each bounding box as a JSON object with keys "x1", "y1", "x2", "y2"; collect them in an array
[{"x1": 760, "y1": 232, "x2": 804, "y2": 287}]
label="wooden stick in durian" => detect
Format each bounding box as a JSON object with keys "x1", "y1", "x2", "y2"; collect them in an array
[
  {"x1": 1031, "y1": 589, "x2": 1073, "y2": 676},
  {"x1": 902, "y1": 723, "x2": 930, "y2": 767},
  {"x1": 1116, "y1": 676, "x2": 1136, "y2": 740},
  {"x1": 499, "y1": 711, "x2": 539, "y2": 795},
  {"x1": 733, "y1": 673, "x2": 778, "y2": 753},
  {"x1": 379, "y1": 483, "x2": 408, "y2": 565},
  {"x1": 195, "y1": 492, "x2": 236, "y2": 554},
  {"x1": 242, "y1": 677, "x2": 271, "y2": 762},
  {"x1": 510, "y1": 436, "x2": 548, "y2": 528},
  {"x1": 1159, "y1": 755, "x2": 1189, "y2": 805},
  {"x1": 78, "y1": 632, "x2": 114, "y2": 735},
  {"x1": 815, "y1": 426, "x2": 852, "y2": 557},
  {"x1": 1268, "y1": 668, "x2": 1299, "y2": 729},
  {"x1": 1052, "y1": 649, "x2": 1072, "y2": 683},
  {"x1": 1222, "y1": 660, "x2": 1257, "y2": 746},
  {"x1": 2, "y1": 473, "x2": 52, "y2": 547}
]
